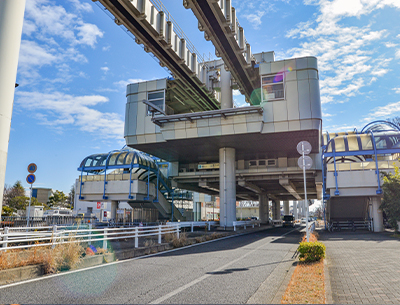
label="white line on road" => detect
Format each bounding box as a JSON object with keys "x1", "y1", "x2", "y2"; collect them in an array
[{"x1": 149, "y1": 228, "x2": 298, "y2": 304}]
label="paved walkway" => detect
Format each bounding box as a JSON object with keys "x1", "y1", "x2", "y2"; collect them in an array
[{"x1": 320, "y1": 230, "x2": 400, "y2": 304}]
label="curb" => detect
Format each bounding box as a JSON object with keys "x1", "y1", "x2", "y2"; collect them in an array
[{"x1": 324, "y1": 255, "x2": 333, "y2": 304}]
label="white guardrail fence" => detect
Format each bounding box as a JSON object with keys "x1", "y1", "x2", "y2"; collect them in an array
[
  {"x1": 232, "y1": 220, "x2": 261, "y2": 231},
  {"x1": 167, "y1": 221, "x2": 218, "y2": 232},
  {"x1": 0, "y1": 224, "x2": 180, "y2": 251}
]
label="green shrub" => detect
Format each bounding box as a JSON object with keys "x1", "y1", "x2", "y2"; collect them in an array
[{"x1": 298, "y1": 241, "x2": 326, "y2": 263}]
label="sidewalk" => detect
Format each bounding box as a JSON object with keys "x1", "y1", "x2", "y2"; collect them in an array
[{"x1": 319, "y1": 230, "x2": 400, "y2": 304}]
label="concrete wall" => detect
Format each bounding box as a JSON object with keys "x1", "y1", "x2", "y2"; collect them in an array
[
  {"x1": 124, "y1": 56, "x2": 322, "y2": 146},
  {"x1": 259, "y1": 56, "x2": 321, "y2": 134}
]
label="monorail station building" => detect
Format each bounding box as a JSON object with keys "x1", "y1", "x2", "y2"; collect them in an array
[{"x1": 74, "y1": 0, "x2": 400, "y2": 232}]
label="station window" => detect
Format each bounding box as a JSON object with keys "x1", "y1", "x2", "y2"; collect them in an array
[
  {"x1": 147, "y1": 90, "x2": 165, "y2": 116},
  {"x1": 261, "y1": 73, "x2": 285, "y2": 102}
]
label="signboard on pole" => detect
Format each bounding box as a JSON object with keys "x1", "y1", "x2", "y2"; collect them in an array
[
  {"x1": 297, "y1": 141, "x2": 312, "y2": 243},
  {"x1": 26, "y1": 174, "x2": 36, "y2": 184},
  {"x1": 27, "y1": 163, "x2": 37, "y2": 173}
]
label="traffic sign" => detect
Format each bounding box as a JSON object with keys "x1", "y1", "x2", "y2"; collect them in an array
[
  {"x1": 298, "y1": 155, "x2": 313, "y2": 170},
  {"x1": 27, "y1": 163, "x2": 37, "y2": 173},
  {"x1": 26, "y1": 174, "x2": 36, "y2": 184},
  {"x1": 296, "y1": 141, "x2": 312, "y2": 155}
]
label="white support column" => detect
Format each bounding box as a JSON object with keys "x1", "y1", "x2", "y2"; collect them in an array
[
  {"x1": 219, "y1": 147, "x2": 236, "y2": 228},
  {"x1": 0, "y1": 0, "x2": 26, "y2": 216},
  {"x1": 293, "y1": 201, "x2": 298, "y2": 220},
  {"x1": 220, "y1": 65, "x2": 232, "y2": 109},
  {"x1": 371, "y1": 197, "x2": 384, "y2": 232},
  {"x1": 258, "y1": 193, "x2": 269, "y2": 224},
  {"x1": 111, "y1": 201, "x2": 118, "y2": 221},
  {"x1": 283, "y1": 201, "x2": 290, "y2": 215},
  {"x1": 272, "y1": 201, "x2": 280, "y2": 220}
]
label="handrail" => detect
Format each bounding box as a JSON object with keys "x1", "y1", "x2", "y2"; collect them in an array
[
  {"x1": 0, "y1": 224, "x2": 180, "y2": 251},
  {"x1": 232, "y1": 220, "x2": 260, "y2": 231}
]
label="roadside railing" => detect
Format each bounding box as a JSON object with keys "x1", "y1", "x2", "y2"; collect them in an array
[
  {"x1": 232, "y1": 220, "x2": 260, "y2": 231},
  {"x1": 308, "y1": 221, "x2": 315, "y2": 232},
  {"x1": 271, "y1": 219, "x2": 283, "y2": 227},
  {"x1": 0, "y1": 223, "x2": 180, "y2": 251},
  {"x1": 167, "y1": 221, "x2": 218, "y2": 232}
]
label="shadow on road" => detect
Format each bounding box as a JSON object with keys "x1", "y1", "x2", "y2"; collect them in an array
[{"x1": 151, "y1": 227, "x2": 302, "y2": 258}]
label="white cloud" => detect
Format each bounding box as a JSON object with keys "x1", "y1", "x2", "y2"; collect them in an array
[
  {"x1": 114, "y1": 78, "x2": 146, "y2": 88},
  {"x1": 76, "y1": 23, "x2": 104, "y2": 48},
  {"x1": 101, "y1": 67, "x2": 109, "y2": 73},
  {"x1": 286, "y1": 0, "x2": 398, "y2": 105},
  {"x1": 69, "y1": 0, "x2": 93, "y2": 12},
  {"x1": 243, "y1": 11, "x2": 265, "y2": 30},
  {"x1": 233, "y1": 90, "x2": 242, "y2": 96},
  {"x1": 24, "y1": 0, "x2": 103, "y2": 47},
  {"x1": 15, "y1": 91, "x2": 124, "y2": 139},
  {"x1": 364, "y1": 101, "x2": 400, "y2": 122},
  {"x1": 393, "y1": 88, "x2": 400, "y2": 94},
  {"x1": 102, "y1": 45, "x2": 111, "y2": 51},
  {"x1": 18, "y1": 40, "x2": 58, "y2": 68},
  {"x1": 385, "y1": 42, "x2": 397, "y2": 48},
  {"x1": 396, "y1": 49, "x2": 400, "y2": 59}
]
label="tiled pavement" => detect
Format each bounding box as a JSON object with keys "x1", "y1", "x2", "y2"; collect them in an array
[{"x1": 319, "y1": 230, "x2": 400, "y2": 304}]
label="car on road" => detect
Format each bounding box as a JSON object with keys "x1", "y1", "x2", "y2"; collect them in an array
[
  {"x1": 283, "y1": 215, "x2": 295, "y2": 227},
  {"x1": 300, "y1": 217, "x2": 307, "y2": 224}
]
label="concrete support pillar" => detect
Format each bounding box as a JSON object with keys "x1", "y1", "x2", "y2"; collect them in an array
[
  {"x1": 293, "y1": 201, "x2": 298, "y2": 220},
  {"x1": 283, "y1": 201, "x2": 290, "y2": 215},
  {"x1": 272, "y1": 201, "x2": 280, "y2": 220},
  {"x1": 219, "y1": 147, "x2": 236, "y2": 227},
  {"x1": 371, "y1": 197, "x2": 384, "y2": 232},
  {"x1": 258, "y1": 193, "x2": 269, "y2": 224},
  {"x1": 111, "y1": 201, "x2": 118, "y2": 221},
  {"x1": 0, "y1": 0, "x2": 26, "y2": 216},
  {"x1": 300, "y1": 201, "x2": 304, "y2": 218},
  {"x1": 220, "y1": 65, "x2": 233, "y2": 109}
]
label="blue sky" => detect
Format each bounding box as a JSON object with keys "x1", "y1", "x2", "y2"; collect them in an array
[{"x1": 6, "y1": 0, "x2": 400, "y2": 194}]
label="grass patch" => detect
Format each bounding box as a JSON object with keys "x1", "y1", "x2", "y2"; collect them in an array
[
  {"x1": 0, "y1": 242, "x2": 84, "y2": 274},
  {"x1": 281, "y1": 232, "x2": 326, "y2": 304},
  {"x1": 281, "y1": 260, "x2": 325, "y2": 304}
]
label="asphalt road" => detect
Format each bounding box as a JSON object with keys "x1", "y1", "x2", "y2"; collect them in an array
[{"x1": 0, "y1": 226, "x2": 301, "y2": 304}]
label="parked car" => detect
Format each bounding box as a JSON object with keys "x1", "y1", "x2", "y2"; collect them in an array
[
  {"x1": 301, "y1": 217, "x2": 307, "y2": 224},
  {"x1": 283, "y1": 215, "x2": 295, "y2": 227}
]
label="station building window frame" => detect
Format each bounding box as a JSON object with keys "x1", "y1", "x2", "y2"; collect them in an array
[
  {"x1": 147, "y1": 89, "x2": 165, "y2": 116},
  {"x1": 261, "y1": 73, "x2": 285, "y2": 103}
]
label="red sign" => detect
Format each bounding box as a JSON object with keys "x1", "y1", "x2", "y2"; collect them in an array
[{"x1": 97, "y1": 202, "x2": 101, "y2": 209}]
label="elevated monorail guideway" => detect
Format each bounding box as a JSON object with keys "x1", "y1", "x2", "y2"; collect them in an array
[
  {"x1": 95, "y1": 0, "x2": 219, "y2": 111},
  {"x1": 183, "y1": 0, "x2": 260, "y2": 103}
]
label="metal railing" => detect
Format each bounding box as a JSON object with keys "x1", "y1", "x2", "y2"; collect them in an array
[
  {"x1": 167, "y1": 221, "x2": 218, "y2": 232},
  {"x1": 0, "y1": 223, "x2": 180, "y2": 251},
  {"x1": 232, "y1": 220, "x2": 261, "y2": 231}
]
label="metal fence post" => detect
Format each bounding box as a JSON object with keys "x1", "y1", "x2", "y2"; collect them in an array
[
  {"x1": 2, "y1": 227, "x2": 9, "y2": 249},
  {"x1": 135, "y1": 227, "x2": 138, "y2": 248},
  {"x1": 52, "y1": 225, "x2": 57, "y2": 249},
  {"x1": 176, "y1": 223, "x2": 179, "y2": 239},
  {"x1": 208, "y1": 222, "x2": 211, "y2": 231},
  {"x1": 88, "y1": 224, "x2": 92, "y2": 245},
  {"x1": 191, "y1": 223, "x2": 193, "y2": 233},
  {"x1": 158, "y1": 225, "x2": 162, "y2": 244},
  {"x1": 103, "y1": 229, "x2": 108, "y2": 250}
]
